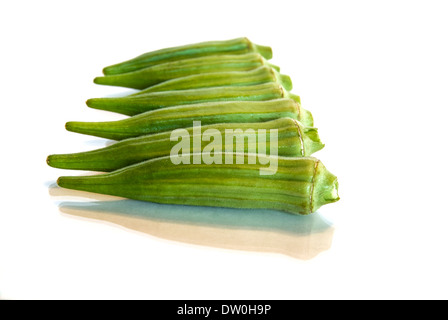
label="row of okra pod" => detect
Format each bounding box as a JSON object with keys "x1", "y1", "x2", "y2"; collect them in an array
[{"x1": 47, "y1": 37, "x2": 339, "y2": 215}]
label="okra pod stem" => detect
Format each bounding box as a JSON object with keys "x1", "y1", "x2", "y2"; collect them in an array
[
  {"x1": 102, "y1": 37, "x2": 273, "y2": 76},
  {"x1": 48, "y1": 118, "x2": 324, "y2": 172},
  {"x1": 86, "y1": 83, "x2": 301, "y2": 116},
  {"x1": 66, "y1": 98, "x2": 314, "y2": 140},
  {"x1": 95, "y1": 53, "x2": 279, "y2": 89},
  {"x1": 56, "y1": 154, "x2": 339, "y2": 215},
  {"x1": 130, "y1": 66, "x2": 292, "y2": 94}
]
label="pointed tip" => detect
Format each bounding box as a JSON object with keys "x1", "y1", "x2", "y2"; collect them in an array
[
  {"x1": 102, "y1": 62, "x2": 136, "y2": 76},
  {"x1": 56, "y1": 175, "x2": 80, "y2": 190},
  {"x1": 65, "y1": 119, "x2": 126, "y2": 140},
  {"x1": 56, "y1": 176, "x2": 79, "y2": 190},
  {"x1": 85, "y1": 98, "x2": 104, "y2": 110},
  {"x1": 65, "y1": 121, "x2": 95, "y2": 137},
  {"x1": 65, "y1": 121, "x2": 75, "y2": 133},
  {"x1": 85, "y1": 98, "x2": 94, "y2": 108},
  {"x1": 56, "y1": 176, "x2": 64, "y2": 188},
  {"x1": 56, "y1": 173, "x2": 111, "y2": 195},
  {"x1": 93, "y1": 75, "x2": 119, "y2": 86},
  {"x1": 102, "y1": 67, "x2": 111, "y2": 76},
  {"x1": 47, "y1": 154, "x2": 71, "y2": 170},
  {"x1": 102, "y1": 63, "x2": 126, "y2": 76},
  {"x1": 93, "y1": 76, "x2": 103, "y2": 85},
  {"x1": 84, "y1": 97, "x2": 133, "y2": 116}
]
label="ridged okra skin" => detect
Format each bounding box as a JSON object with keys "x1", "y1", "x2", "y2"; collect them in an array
[
  {"x1": 86, "y1": 83, "x2": 301, "y2": 116},
  {"x1": 57, "y1": 154, "x2": 339, "y2": 215},
  {"x1": 95, "y1": 53, "x2": 279, "y2": 89},
  {"x1": 67, "y1": 99, "x2": 314, "y2": 140},
  {"x1": 48, "y1": 118, "x2": 325, "y2": 172},
  {"x1": 130, "y1": 66, "x2": 293, "y2": 95},
  {"x1": 102, "y1": 37, "x2": 273, "y2": 76}
]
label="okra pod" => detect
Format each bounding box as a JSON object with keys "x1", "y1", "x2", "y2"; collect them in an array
[
  {"x1": 102, "y1": 37, "x2": 273, "y2": 76},
  {"x1": 48, "y1": 118, "x2": 324, "y2": 172},
  {"x1": 86, "y1": 83, "x2": 300, "y2": 116},
  {"x1": 56, "y1": 154, "x2": 339, "y2": 215},
  {"x1": 94, "y1": 53, "x2": 279, "y2": 89},
  {"x1": 66, "y1": 98, "x2": 313, "y2": 140},
  {"x1": 130, "y1": 66, "x2": 292, "y2": 95}
]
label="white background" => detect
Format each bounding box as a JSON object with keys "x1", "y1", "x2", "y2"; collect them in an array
[{"x1": 1, "y1": 0, "x2": 447, "y2": 300}]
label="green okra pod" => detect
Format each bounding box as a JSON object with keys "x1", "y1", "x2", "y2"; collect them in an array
[
  {"x1": 102, "y1": 37, "x2": 273, "y2": 76},
  {"x1": 86, "y1": 83, "x2": 300, "y2": 116},
  {"x1": 94, "y1": 53, "x2": 279, "y2": 89},
  {"x1": 66, "y1": 98, "x2": 314, "y2": 140},
  {"x1": 130, "y1": 66, "x2": 292, "y2": 95},
  {"x1": 56, "y1": 154, "x2": 339, "y2": 215},
  {"x1": 48, "y1": 118, "x2": 324, "y2": 172}
]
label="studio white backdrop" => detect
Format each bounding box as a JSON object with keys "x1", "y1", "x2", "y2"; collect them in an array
[{"x1": 1, "y1": 0, "x2": 447, "y2": 299}]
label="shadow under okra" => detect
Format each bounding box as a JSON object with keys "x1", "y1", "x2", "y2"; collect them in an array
[{"x1": 50, "y1": 184, "x2": 334, "y2": 260}]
